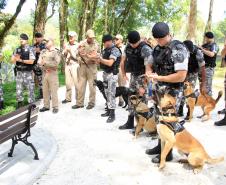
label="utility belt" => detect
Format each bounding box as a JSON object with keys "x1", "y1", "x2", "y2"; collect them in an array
[
  {"x1": 44, "y1": 68, "x2": 57, "y2": 73},
  {"x1": 17, "y1": 68, "x2": 33, "y2": 72}
]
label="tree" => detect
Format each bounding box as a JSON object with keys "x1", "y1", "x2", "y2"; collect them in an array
[
  {"x1": 205, "y1": 0, "x2": 214, "y2": 32},
  {"x1": 0, "y1": 0, "x2": 26, "y2": 48},
  {"x1": 187, "y1": 0, "x2": 197, "y2": 41}
]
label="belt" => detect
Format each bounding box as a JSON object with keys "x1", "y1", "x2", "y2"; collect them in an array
[{"x1": 45, "y1": 69, "x2": 57, "y2": 73}]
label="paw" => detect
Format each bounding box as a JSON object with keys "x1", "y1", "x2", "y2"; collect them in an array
[
  {"x1": 193, "y1": 168, "x2": 202, "y2": 174},
  {"x1": 158, "y1": 163, "x2": 165, "y2": 170}
]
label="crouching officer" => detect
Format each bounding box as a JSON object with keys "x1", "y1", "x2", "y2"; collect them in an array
[
  {"x1": 0, "y1": 51, "x2": 3, "y2": 110},
  {"x1": 178, "y1": 40, "x2": 206, "y2": 117},
  {"x1": 38, "y1": 38, "x2": 61, "y2": 114},
  {"x1": 118, "y1": 31, "x2": 152, "y2": 130},
  {"x1": 11, "y1": 33, "x2": 35, "y2": 108},
  {"x1": 95, "y1": 35, "x2": 121, "y2": 123},
  {"x1": 33, "y1": 32, "x2": 46, "y2": 99},
  {"x1": 146, "y1": 22, "x2": 188, "y2": 163}
]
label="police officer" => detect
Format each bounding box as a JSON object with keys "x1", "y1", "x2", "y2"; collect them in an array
[
  {"x1": 38, "y1": 38, "x2": 61, "y2": 114},
  {"x1": 215, "y1": 39, "x2": 226, "y2": 126},
  {"x1": 114, "y1": 34, "x2": 126, "y2": 107},
  {"x1": 62, "y1": 31, "x2": 79, "y2": 104},
  {"x1": 97, "y1": 34, "x2": 121, "y2": 123},
  {"x1": 199, "y1": 32, "x2": 218, "y2": 96},
  {"x1": 73, "y1": 29, "x2": 100, "y2": 110},
  {"x1": 11, "y1": 33, "x2": 35, "y2": 108},
  {"x1": 33, "y1": 32, "x2": 46, "y2": 99},
  {"x1": 0, "y1": 51, "x2": 3, "y2": 110},
  {"x1": 118, "y1": 31, "x2": 152, "y2": 130},
  {"x1": 177, "y1": 40, "x2": 206, "y2": 117},
  {"x1": 145, "y1": 22, "x2": 188, "y2": 163}
]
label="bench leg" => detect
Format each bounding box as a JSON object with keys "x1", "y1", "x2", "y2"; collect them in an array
[
  {"x1": 21, "y1": 139, "x2": 39, "y2": 160},
  {"x1": 8, "y1": 137, "x2": 18, "y2": 157}
]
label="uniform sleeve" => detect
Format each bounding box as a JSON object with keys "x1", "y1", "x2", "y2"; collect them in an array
[
  {"x1": 55, "y1": 50, "x2": 61, "y2": 65},
  {"x1": 109, "y1": 47, "x2": 121, "y2": 61},
  {"x1": 37, "y1": 50, "x2": 44, "y2": 65},
  {"x1": 70, "y1": 44, "x2": 78, "y2": 60},
  {"x1": 141, "y1": 45, "x2": 154, "y2": 66},
  {"x1": 210, "y1": 43, "x2": 219, "y2": 54},
  {"x1": 196, "y1": 49, "x2": 205, "y2": 67},
  {"x1": 172, "y1": 44, "x2": 188, "y2": 71},
  {"x1": 29, "y1": 47, "x2": 35, "y2": 60}
]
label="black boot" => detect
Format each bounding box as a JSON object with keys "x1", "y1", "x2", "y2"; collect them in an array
[
  {"x1": 17, "y1": 101, "x2": 23, "y2": 109},
  {"x1": 37, "y1": 89, "x2": 43, "y2": 99},
  {"x1": 0, "y1": 101, "x2": 4, "y2": 110},
  {"x1": 118, "y1": 115, "x2": 134, "y2": 130},
  {"x1": 218, "y1": 108, "x2": 226, "y2": 114},
  {"x1": 177, "y1": 103, "x2": 184, "y2": 117},
  {"x1": 151, "y1": 149, "x2": 173, "y2": 163},
  {"x1": 106, "y1": 109, "x2": 115, "y2": 123},
  {"x1": 145, "y1": 139, "x2": 161, "y2": 155},
  {"x1": 101, "y1": 108, "x2": 110, "y2": 117},
  {"x1": 214, "y1": 114, "x2": 226, "y2": 126}
]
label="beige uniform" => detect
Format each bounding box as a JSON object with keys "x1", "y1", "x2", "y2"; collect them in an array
[
  {"x1": 38, "y1": 48, "x2": 61, "y2": 109},
  {"x1": 77, "y1": 40, "x2": 100, "y2": 106},
  {"x1": 64, "y1": 43, "x2": 79, "y2": 102}
]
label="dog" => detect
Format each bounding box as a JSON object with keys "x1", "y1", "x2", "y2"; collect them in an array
[
  {"x1": 129, "y1": 95, "x2": 157, "y2": 138},
  {"x1": 157, "y1": 93, "x2": 224, "y2": 173},
  {"x1": 184, "y1": 81, "x2": 223, "y2": 122},
  {"x1": 94, "y1": 79, "x2": 136, "y2": 108}
]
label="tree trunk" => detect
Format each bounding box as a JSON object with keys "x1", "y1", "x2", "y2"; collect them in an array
[
  {"x1": 82, "y1": 0, "x2": 89, "y2": 39},
  {"x1": 205, "y1": 0, "x2": 214, "y2": 32},
  {"x1": 0, "y1": 0, "x2": 26, "y2": 48},
  {"x1": 187, "y1": 0, "x2": 197, "y2": 41},
  {"x1": 104, "y1": 0, "x2": 108, "y2": 34},
  {"x1": 59, "y1": 0, "x2": 68, "y2": 73},
  {"x1": 33, "y1": 0, "x2": 48, "y2": 39},
  {"x1": 110, "y1": 0, "x2": 116, "y2": 35}
]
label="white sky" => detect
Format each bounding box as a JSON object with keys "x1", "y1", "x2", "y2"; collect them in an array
[{"x1": 2, "y1": 0, "x2": 226, "y2": 23}]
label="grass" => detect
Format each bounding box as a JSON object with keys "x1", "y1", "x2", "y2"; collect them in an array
[{"x1": 0, "y1": 72, "x2": 65, "y2": 116}]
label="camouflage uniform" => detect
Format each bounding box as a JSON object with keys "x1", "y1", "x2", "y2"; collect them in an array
[
  {"x1": 102, "y1": 46, "x2": 121, "y2": 109},
  {"x1": 38, "y1": 48, "x2": 61, "y2": 109},
  {"x1": 14, "y1": 45, "x2": 35, "y2": 103},
  {"x1": 202, "y1": 42, "x2": 219, "y2": 96}
]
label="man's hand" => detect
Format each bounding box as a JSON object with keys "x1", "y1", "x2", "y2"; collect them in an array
[
  {"x1": 138, "y1": 87, "x2": 145, "y2": 96},
  {"x1": 147, "y1": 73, "x2": 162, "y2": 82},
  {"x1": 13, "y1": 54, "x2": 21, "y2": 62},
  {"x1": 35, "y1": 47, "x2": 41, "y2": 53}
]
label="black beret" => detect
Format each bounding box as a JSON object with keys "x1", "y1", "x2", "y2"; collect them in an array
[
  {"x1": 20, "y1": 33, "x2": 29, "y2": 40},
  {"x1": 183, "y1": 40, "x2": 194, "y2": 53},
  {"x1": 205, "y1": 32, "x2": 214, "y2": 39},
  {"x1": 34, "y1": 32, "x2": 43, "y2": 38},
  {"x1": 152, "y1": 22, "x2": 169, "y2": 38},
  {"x1": 127, "y1": 31, "x2": 140, "y2": 44},
  {"x1": 102, "y1": 34, "x2": 113, "y2": 43}
]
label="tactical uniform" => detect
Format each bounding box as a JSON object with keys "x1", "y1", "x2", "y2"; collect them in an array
[
  {"x1": 14, "y1": 45, "x2": 35, "y2": 105},
  {"x1": 119, "y1": 39, "x2": 152, "y2": 129},
  {"x1": 33, "y1": 41, "x2": 46, "y2": 98},
  {"x1": 38, "y1": 48, "x2": 61, "y2": 112},
  {"x1": 63, "y1": 42, "x2": 79, "y2": 103},
  {"x1": 75, "y1": 39, "x2": 100, "y2": 109},
  {"x1": 202, "y1": 42, "x2": 218, "y2": 96},
  {"x1": 100, "y1": 44, "x2": 121, "y2": 123}
]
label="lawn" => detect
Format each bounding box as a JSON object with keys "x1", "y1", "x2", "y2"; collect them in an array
[{"x1": 0, "y1": 72, "x2": 65, "y2": 115}]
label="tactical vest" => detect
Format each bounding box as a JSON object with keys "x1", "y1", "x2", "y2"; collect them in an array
[
  {"x1": 125, "y1": 41, "x2": 147, "y2": 75},
  {"x1": 188, "y1": 46, "x2": 200, "y2": 74},
  {"x1": 100, "y1": 45, "x2": 121, "y2": 75},
  {"x1": 33, "y1": 42, "x2": 46, "y2": 64},
  {"x1": 152, "y1": 40, "x2": 184, "y2": 88},
  {"x1": 202, "y1": 42, "x2": 217, "y2": 68},
  {"x1": 15, "y1": 46, "x2": 33, "y2": 71}
]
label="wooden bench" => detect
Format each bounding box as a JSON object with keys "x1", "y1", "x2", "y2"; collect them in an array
[{"x1": 0, "y1": 102, "x2": 40, "y2": 160}]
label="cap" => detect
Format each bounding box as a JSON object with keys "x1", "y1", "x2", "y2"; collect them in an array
[
  {"x1": 34, "y1": 32, "x2": 43, "y2": 38},
  {"x1": 152, "y1": 22, "x2": 169, "y2": 38},
  {"x1": 127, "y1": 31, "x2": 140, "y2": 44},
  {"x1": 183, "y1": 40, "x2": 194, "y2": 53},
  {"x1": 102, "y1": 34, "x2": 113, "y2": 43},
  {"x1": 20, "y1": 33, "x2": 29, "y2": 40},
  {"x1": 205, "y1": 32, "x2": 214, "y2": 39},
  {"x1": 86, "y1": 29, "x2": 95, "y2": 38},
  {"x1": 115, "y1": 34, "x2": 123, "y2": 41},
  {"x1": 68, "y1": 31, "x2": 77, "y2": 37}
]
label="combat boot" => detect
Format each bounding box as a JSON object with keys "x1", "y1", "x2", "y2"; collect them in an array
[
  {"x1": 214, "y1": 113, "x2": 226, "y2": 126},
  {"x1": 151, "y1": 149, "x2": 173, "y2": 163},
  {"x1": 177, "y1": 104, "x2": 184, "y2": 117},
  {"x1": 118, "y1": 115, "x2": 134, "y2": 130},
  {"x1": 0, "y1": 101, "x2": 4, "y2": 110},
  {"x1": 106, "y1": 109, "x2": 115, "y2": 123},
  {"x1": 145, "y1": 139, "x2": 161, "y2": 155},
  {"x1": 101, "y1": 108, "x2": 110, "y2": 117}
]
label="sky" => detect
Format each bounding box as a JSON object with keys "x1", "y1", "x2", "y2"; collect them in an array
[{"x1": 2, "y1": 0, "x2": 226, "y2": 24}]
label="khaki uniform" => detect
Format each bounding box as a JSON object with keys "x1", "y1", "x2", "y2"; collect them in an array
[
  {"x1": 64, "y1": 43, "x2": 79, "y2": 102},
  {"x1": 77, "y1": 40, "x2": 100, "y2": 106},
  {"x1": 38, "y1": 48, "x2": 61, "y2": 109}
]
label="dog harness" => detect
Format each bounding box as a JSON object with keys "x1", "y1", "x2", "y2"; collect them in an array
[{"x1": 160, "y1": 120, "x2": 185, "y2": 134}]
